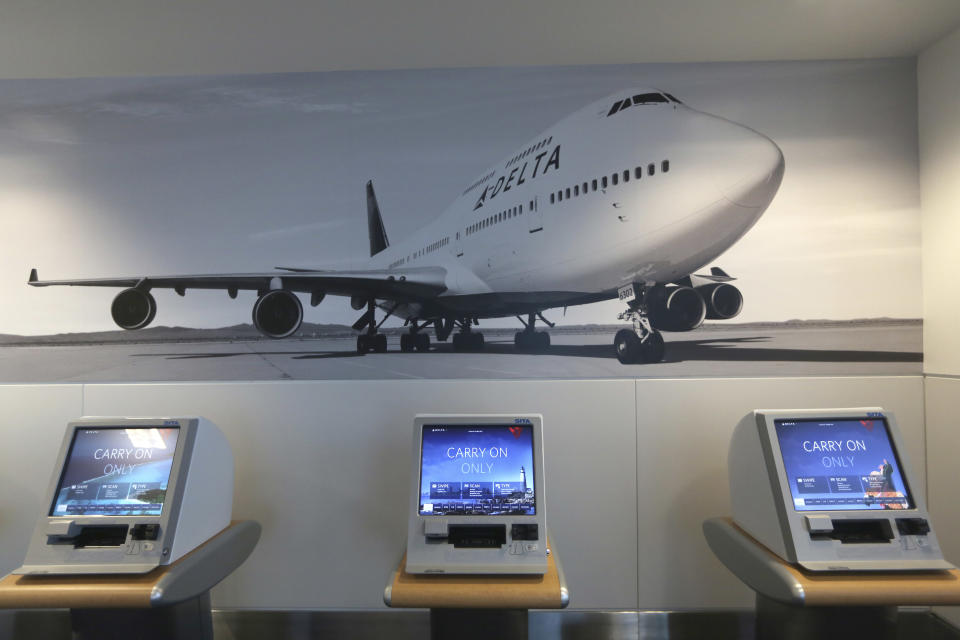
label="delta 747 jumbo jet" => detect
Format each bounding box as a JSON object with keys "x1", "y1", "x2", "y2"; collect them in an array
[{"x1": 29, "y1": 88, "x2": 784, "y2": 364}]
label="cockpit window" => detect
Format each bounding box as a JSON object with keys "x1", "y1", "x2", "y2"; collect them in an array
[
  {"x1": 664, "y1": 93, "x2": 682, "y2": 104},
  {"x1": 632, "y1": 93, "x2": 668, "y2": 105},
  {"x1": 607, "y1": 92, "x2": 670, "y2": 117}
]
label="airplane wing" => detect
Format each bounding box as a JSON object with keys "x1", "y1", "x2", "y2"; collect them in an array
[{"x1": 28, "y1": 266, "x2": 447, "y2": 301}]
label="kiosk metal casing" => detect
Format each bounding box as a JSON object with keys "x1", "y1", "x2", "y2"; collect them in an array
[
  {"x1": 729, "y1": 407, "x2": 953, "y2": 572},
  {"x1": 405, "y1": 414, "x2": 548, "y2": 575},
  {"x1": 15, "y1": 416, "x2": 233, "y2": 575}
]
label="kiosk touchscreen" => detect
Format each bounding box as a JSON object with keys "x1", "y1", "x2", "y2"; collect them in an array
[
  {"x1": 15, "y1": 416, "x2": 233, "y2": 575},
  {"x1": 729, "y1": 408, "x2": 953, "y2": 572},
  {"x1": 405, "y1": 415, "x2": 548, "y2": 574}
]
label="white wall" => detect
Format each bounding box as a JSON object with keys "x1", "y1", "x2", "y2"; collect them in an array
[
  {"x1": 0, "y1": 378, "x2": 924, "y2": 610},
  {"x1": 919, "y1": 26, "x2": 960, "y2": 377},
  {"x1": 918, "y1": 23, "x2": 960, "y2": 627}
]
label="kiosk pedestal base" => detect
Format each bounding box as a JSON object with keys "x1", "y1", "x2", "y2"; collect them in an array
[
  {"x1": 0, "y1": 521, "x2": 260, "y2": 640},
  {"x1": 704, "y1": 518, "x2": 960, "y2": 640},
  {"x1": 71, "y1": 592, "x2": 213, "y2": 640},
  {"x1": 430, "y1": 608, "x2": 528, "y2": 640},
  {"x1": 755, "y1": 593, "x2": 896, "y2": 640},
  {"x1": 385, "y1": 539, "x2": 567, "y2": 640}
]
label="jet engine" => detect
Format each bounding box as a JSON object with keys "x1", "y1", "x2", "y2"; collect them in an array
[
  {"x1": 697, "y1": 282, "x2": 743, "y2": 320},
  {"x1": 252, "y1": 290, "x2": 303, "y2": 339},
  {"x1": 647, "y1": 285, "x2": 706, "y2": 332},
  {"x1": 111, "y1": 288, "x2": 157, "y2": 330}
]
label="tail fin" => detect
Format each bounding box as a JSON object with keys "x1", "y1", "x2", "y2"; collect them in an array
[{"x1": 366, "y1": 180, "x2": 389, "y2": 257}]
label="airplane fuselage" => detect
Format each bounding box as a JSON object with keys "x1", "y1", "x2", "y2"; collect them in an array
[{"x1": 365, "y1": 89, "x2": 784, "y2": 321}]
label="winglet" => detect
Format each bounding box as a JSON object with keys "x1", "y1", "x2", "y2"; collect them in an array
[
  {"x1": 710, "y1": 267, "x2": 730, "y2": 277},
  {"x1": 28, "y1": 268, "x2": 38, "y2": 284},
  {"x1": 366, "y1": 180, "x2": 390, "y2": 257}
]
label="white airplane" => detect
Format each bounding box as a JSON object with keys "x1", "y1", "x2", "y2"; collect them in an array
[{"x1": 29, "y1": 88, "x2": 784, "y2": 364}]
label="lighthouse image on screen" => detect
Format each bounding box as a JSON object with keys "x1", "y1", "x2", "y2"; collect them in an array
[
  {"x1": 419, "y1": 424, "x2": 535, "y2": 516},
  {"x1": 50, "y1": 427, "x2": 180, "y2": 517},
  {"x1": 775, "y1": 418, "x2": 913, "y2": 511}
]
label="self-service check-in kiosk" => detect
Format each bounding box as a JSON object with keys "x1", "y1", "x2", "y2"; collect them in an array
[
  {"x1": 728, "y1": 407, "x2": 952, "y2": 572},
  {"x1": 16, "y1": 416, "x2": 234, "y2": 575},
  {"x1": 405, "y1": 414, "x2": 548, "y2": 575},
  {"x1": 0, "y1": 416, "x2": 260, "y2": 640},
  {"x1": 704, "y1": 408, "x2": 960, "y2": 640}
]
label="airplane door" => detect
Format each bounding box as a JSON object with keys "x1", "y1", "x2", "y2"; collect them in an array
[{"x1": 527, "y1": 196, "x2": 544, "y2": 233}]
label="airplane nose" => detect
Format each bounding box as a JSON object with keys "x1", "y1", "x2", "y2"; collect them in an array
[{"x1": 719, "y1": 132, "x2": 785, "y2": 209}]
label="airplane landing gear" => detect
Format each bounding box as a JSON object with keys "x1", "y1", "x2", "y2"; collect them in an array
[
  {"x1": 615, "y1": 292, "x2": 665, "y2": 364},
  {"x1": 357, "y1": 333, "x2": 387, "y2": 353},
  {"x1": 452, "y1": 318, "x2": 484, "y2": 352},
  {"x1": 354, "y1": 299, "x2": 393, "y2": 354},
  {"x1": 400, "y1": 320, "x2": 430, "y2": 353},
  {"x1": 514, "y1": 313, "x2": 551, "y2": 352},
  {"x1": 400, "y1": 327, "x2": 431, "y2": 352}
]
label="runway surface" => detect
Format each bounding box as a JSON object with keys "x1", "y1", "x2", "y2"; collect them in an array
[{"x1": 0, "y1": 323, "x2": 922, "y2": 382}]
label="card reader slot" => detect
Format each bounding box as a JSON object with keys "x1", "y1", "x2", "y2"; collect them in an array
[
  {"x1": 896, "y1": 518, "x2": 930, "y2": 536},
  {"x1": 448, "y1": 525, "x2": 506, "y2": 548},
  {"x1": 810, "y1": 519, "x2": 893, "y2": 544},
  {"x1": 71, "y1": 525, "x2": 129, "y2": 548}
]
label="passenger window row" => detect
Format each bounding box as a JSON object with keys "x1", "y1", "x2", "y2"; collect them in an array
[
  {"x1": 549, "y1": 160, "x2": 670, "y2": 204},
  {"x1": 401, "y1": 236, "x2": 450, "y2": 265},
  {"x1": 466, "y1": 203, "x2": 524, "y2": 236},
  {"x1": 462, "y1": 170, "x2": 496, "y2": 196},
  {"x1": 505, "y1": 136, "x2": 554, "y2": 169}
]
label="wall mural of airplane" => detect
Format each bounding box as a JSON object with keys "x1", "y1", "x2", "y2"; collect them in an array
[{"x1": 28, "y1": 88, "x2": 784, "y2": 364}]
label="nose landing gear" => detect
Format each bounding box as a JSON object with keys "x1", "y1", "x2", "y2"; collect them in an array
[{"x1": 615, "y1": 291, "x2": 665, "y2": 364}]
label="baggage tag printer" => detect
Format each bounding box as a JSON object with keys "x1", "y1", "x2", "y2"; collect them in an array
[
  {"x1": 729, "y1": 408, "x2": 953, "y2": 572},
  {"x1": 16, "y1": 417, "x2": 233, "y2": 575},
  {"x1": 406, "y1": 415, "x2": 548, "y2": 574}
]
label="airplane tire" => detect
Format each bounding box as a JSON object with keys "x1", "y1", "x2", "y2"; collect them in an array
[
  {"x1": 356, "y1": 335, "x2": 369, "y2": 354},
  {"x1": 614, "y1": 329, "x2": 641, "y2": 364},
  {"x1": 639, "y1": 331, "x2": 665, "y2": 363},
  {"x1": 374, "y1": 334, "x2": 388, "y2": 353},
  {"x1": 472, "y1": 332, "x2": 485, "y2": 351},
  {"x1": 514, "y1": 331, "x2": 525, "y2": 351},
  {"x1": 536, "y1": 331, "x2": 550, "y2": 351},
  {"x1": 415, "y1": 333, "x2": 430, "y2": 352},
  {"x1": 453, "y1": 333, "x2": 465, "y2": 352},
  {"x1": 400, "y1": 333, "x2": 415, "y2": 352}
]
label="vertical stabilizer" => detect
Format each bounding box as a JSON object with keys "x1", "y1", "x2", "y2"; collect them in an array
[{"x1": 366, "y1": 181, "x2": 390, "y2": 257}]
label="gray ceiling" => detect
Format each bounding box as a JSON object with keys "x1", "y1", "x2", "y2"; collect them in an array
[{"x1": 1, "y1": 0, "x2": 960, "y2": 79}]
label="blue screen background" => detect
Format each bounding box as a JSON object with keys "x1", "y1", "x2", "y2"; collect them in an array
[
  {"x1": 50, "y1": 427, "x2": 179, "y2": 516},
  {"x1": 419, "y1": 424, "x2": 535, "y2": 516},
  {"x1": 775, "y1": 418, "x2": 912, "y2": 511}
]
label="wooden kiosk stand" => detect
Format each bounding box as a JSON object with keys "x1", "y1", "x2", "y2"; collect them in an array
[
  {"x1": 704, "y1": 517, "x2": 960, "y2": 640},
  {"x1": 384, "y1": 537, "x2": 569, "y2": 640},
  {"x1": 0, "y1": 520, "x2": 260, "y2": 640}
]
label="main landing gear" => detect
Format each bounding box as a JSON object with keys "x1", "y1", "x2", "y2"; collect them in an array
[
  {"x1": 615, "y1": 292, "x2": 665, "y2": 364},
  {"x1": 452, "y1": 318, "x2": 484, "y2": 352},
  {"x1": 354, "y1": 299, "x2": 391, "y2": 354},
  {"x1": 400, "y1": 322, "x2": 431, "y2": 353},
  {"x1": 514, "y1": 312, "x2": 551, "y2": 352}
]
